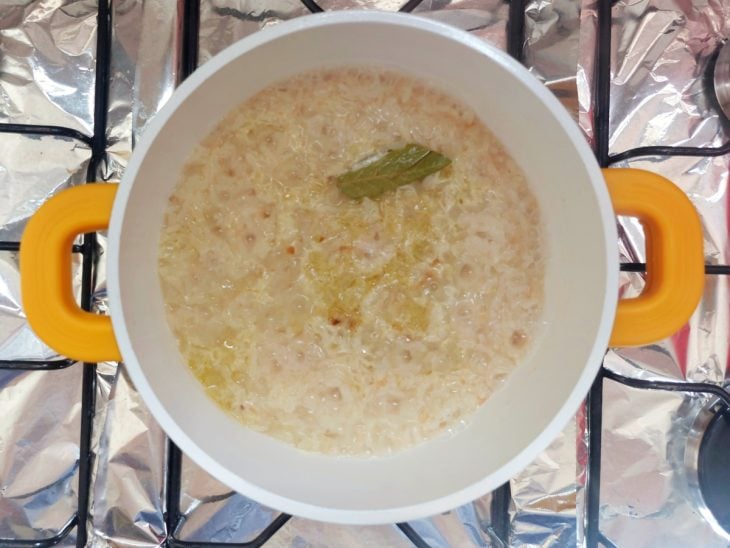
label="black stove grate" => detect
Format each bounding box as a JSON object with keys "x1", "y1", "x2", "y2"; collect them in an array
[
  {"x1": 1, "y1": 0, "x2": 729, "y2": 546},
  {"x1": 585, "y1": 1, "x2": 730, "y2": 546}
]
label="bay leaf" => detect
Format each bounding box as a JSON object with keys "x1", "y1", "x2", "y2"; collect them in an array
[{"x1": 336, "y1": 143, "x2": 451, "y2": 199}]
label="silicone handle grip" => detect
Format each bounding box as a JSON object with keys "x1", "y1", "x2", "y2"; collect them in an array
[
  {"x1": 20, "y1": 184, "x2": 121, "y2": 362},
  {"x1": 604, "y1": 168, "x2": 704, "y2": 347},
  {"x1": 19, "y1": 171, "x2": 703, "y2": 358}
]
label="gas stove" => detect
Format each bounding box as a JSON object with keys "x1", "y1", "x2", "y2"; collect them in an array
[{"x1": 0, "y1": 1, "x2": 728, "y2": 546}]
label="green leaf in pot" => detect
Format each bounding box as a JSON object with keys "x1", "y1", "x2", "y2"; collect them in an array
[{"x1": 336, "y1": 143, "x2": 451, "y2": 199}]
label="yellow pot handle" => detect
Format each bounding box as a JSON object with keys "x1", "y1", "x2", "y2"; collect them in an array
[
  {"x1": 604, "y1": 168, "x2": 704, "y2": 347},
  {"x1": 20, "y1": 184, "x2": 121, "y2": 362},
  {"x1": 18, "y1": 171, "x2": 704, "y2": 360}
]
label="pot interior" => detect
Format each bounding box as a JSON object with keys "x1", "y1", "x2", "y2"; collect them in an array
[{"x1": 109, "y1": 12, "x2": 617, "y2": 522}]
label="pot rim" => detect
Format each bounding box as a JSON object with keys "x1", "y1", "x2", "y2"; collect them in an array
[{"x1": 107, "y1": 10, "x2": 618, "y2": 523}]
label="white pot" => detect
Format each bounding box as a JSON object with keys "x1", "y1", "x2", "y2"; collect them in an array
[{"x1": 20, "y1": 11, "x2": 704, "y2": 524}]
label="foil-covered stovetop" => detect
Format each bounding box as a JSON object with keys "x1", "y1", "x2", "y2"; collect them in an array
[{"x1": 1, "y1": 1, "x2": 729, "y2": 546}]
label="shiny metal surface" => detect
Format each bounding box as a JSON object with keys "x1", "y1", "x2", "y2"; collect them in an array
[
  {"x1": 6, "y1": 0, "x2": 727, "y2": 545},
  {"x1": 679, "y1": 396, "x2": 730, "y2": 541},
  {"x1": 607, "y1": 0, "x2": 728, "y2": 152},
  {"x1": 2, "y1": 1, "x2": 587, "y2": 546},
  {"x1": 0, "y1": 366, "x2": 82, "y2": 543},
  {"x1": 525, "y1": 0, "x2": 581, "y2": 118},
  {"x1": 597, "y1": 380, "x2": 724, "y2": 547},
  {"x1": 714, "y1": 41, "x2": 730, "y2": 121},
  {"x1": 580, "y1": 0, "x2": 730, "y2": 382},
  {"x1": 510, "y1": 406, "x2": 586, "y2": 546},
  {"x1": 577, "y1": 0, "x2": 730, "y2": 545},
  {"x1": 0, "y1": 135, "x2": 88, "y2": 361},
  {"x1": 0, "y1": 0, "x2": 98, "y2": 133}
]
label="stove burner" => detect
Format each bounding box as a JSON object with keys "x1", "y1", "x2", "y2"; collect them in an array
[
  {"x1": 714, "y1": 41, "x2": 730, "y2": 119},
  {"x1": 698, "y1": 409, "x2": 730, "y2": 532}
]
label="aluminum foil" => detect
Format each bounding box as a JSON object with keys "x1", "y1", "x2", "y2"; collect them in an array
[
  {"x1": 90, "y1": 365, "x2": 166, "y2": 547},
  {"x1": 525, "y1": 0, "x2": 581, "y2": 119},
  {"x1": 577, "y1": 0, "x2": 730, "y2": 545},
  {"x1": 509, "y1": 405, "x2": 586, "y2": 547},
  {"x1": 0, "y1": 134, "x2": 89, "y2": 360},
  {"x1": 198, "y1": 0, "x2": 309, "y2": 64},
  {"x1": 414, "y1": 1, "x2": 510, "y2": 50},
  {"x1": 0, "y1": 0, "x2": 98, "y2": 134},
  {"x1": 607, "y1": 1, "x2": 729, "y2": 153},
  {"x1": 105, "y1": 0, "x2": 182, "y2": 172},
  {"x1": 0, "y1": 0, "x2": 590, "y2": 546},
  {"x1": 197, "y1": 0, "x2": 511, "y2": 64},
  {"x1": 269, "y1": 521, "x2": 416, "y2": 546},
  {"x1": 0, "y1": 366, "x2": 81, "y2": 544},
  {"x1": 597, "y1": 380, "x2": 727, "y2": 547},
  {"x1": 579, "y1": 0, "x2": 730, "y2": 383},
  {"x1": 0, "y1": 119, "x2": 89, "y2": 548}
]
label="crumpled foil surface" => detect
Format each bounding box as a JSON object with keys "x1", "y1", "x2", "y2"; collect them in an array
[
  {"x1": 0, "y1": 134, "x2": 87, "y2": 360},
  {"x1": 0, "y1": 365, "x2": 82, "y2": 545},
  {"x1": 0, "y1": 0, "x2": 98, "y2": 134},
  {"x1": 10, "y1": 0, "x2": 706, "y2": 546},
  {"x1": 579, "y1": 0, "x2": 730, "y2": 391},
  {"x1": 578, "y1": 0, "x2": 730, "y2": 545},
  {"x1": 525, "y1": 0, "x2": 581, "y2": 120},
  {"x1": 594, "y1": 378, "x2": 729, "y2": 547}
]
